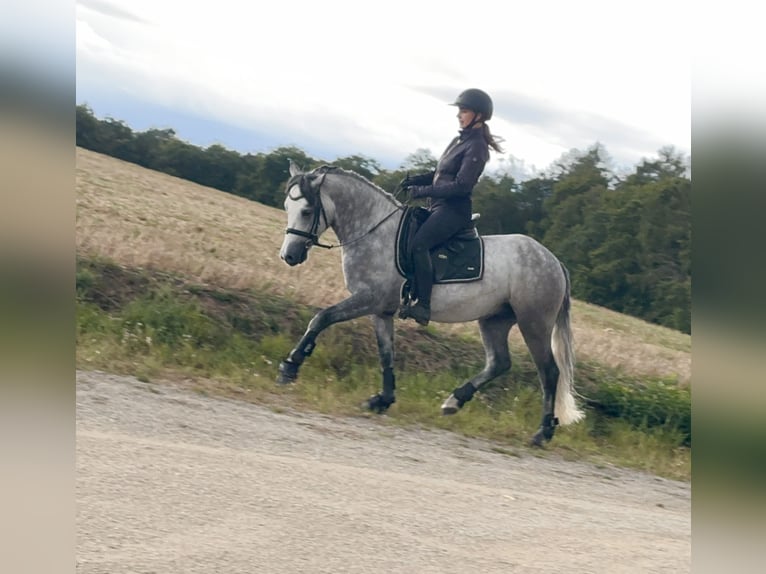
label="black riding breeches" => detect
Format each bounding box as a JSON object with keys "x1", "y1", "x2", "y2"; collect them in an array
[{"x1": 410, "y1": 208, "x2": 470, "y2": 304}]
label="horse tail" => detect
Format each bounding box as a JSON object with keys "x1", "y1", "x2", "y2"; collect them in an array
[{"x1": 552, "y1": 263, "x2": 585, "y2": 426}]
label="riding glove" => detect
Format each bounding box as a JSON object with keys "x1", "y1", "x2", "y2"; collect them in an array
[{"x1": 399, "y1": 172, "x2": 434, "y2": 188}]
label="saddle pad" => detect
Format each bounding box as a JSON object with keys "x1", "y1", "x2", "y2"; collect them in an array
[{"x1": 395, "y1": 206, "x2": 484, "y2": 284}]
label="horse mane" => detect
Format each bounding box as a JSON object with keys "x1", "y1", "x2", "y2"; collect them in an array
[{"x1": 312, "y1": 165, "x2": 401, "y2": 206}]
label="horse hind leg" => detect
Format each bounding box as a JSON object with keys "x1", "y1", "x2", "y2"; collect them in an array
[
  {"x1": 519, "y1": 323, "x2": 561, "y2": 447},
  {"x1": 522, "y1": 288, "x2": 583, "y2": 446},
  {"x1": 441, "y1": 308, "x2": 515, "y2": 415},
  {"x1": 531, "y1": 352, "x2": 560, "y2": 447}
]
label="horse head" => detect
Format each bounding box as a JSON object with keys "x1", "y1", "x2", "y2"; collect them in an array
[{"x1": 280, "y1": 162, "x2": 334, "y2": 266}]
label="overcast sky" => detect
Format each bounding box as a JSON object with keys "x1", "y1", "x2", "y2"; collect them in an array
[{"x1": 76, "y1": 0, "x2": 692, "y2": 177}]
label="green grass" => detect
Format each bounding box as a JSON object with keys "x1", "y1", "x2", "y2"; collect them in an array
[{"x1": 76, "y1": 256, "x2": 690, "y2": 480}]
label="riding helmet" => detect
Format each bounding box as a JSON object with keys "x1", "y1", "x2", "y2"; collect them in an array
[{"x1": 450, "y1": 89, "x2": 493, "y2": 121}]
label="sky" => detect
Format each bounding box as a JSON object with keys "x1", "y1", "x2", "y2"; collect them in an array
[{"x1": 75, "y1": 0, "x2": 692, "y2": 178}]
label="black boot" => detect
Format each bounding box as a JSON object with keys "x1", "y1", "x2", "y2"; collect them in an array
[
  {"x1": 405, "y1": 301, "x2": 431, "y2": 326},
  {"x1": 404, "y1": 247, "x2": 433, "y2": 326}
]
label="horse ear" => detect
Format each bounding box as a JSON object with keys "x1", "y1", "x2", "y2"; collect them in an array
[{"x1": 288, "y1": 159, "x2": 302, "y2": 177}]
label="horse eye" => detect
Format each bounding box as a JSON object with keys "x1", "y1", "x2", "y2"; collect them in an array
[{"x1": 300, "y1": 208, "x2": 313, "y2": 217}]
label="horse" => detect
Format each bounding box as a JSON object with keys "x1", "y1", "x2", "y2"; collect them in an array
[{"x1": 277, "y1": 163, "x2": 584, "y2": 446}]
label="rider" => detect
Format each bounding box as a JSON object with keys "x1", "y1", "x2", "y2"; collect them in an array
[{"x1": 400, "y1": 88, "x2": 504, "y2": 326}]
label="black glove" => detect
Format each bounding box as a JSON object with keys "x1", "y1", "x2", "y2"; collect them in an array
[{"x1": 399, "y1": 172, "x2": 434, "y2": 188}]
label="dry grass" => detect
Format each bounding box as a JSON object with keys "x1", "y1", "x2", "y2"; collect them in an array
[{"x1": 76, "y1": 147, "x2": 691, "y2": 384}]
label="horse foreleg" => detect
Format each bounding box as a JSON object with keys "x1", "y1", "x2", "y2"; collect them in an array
[
  {"x1": 366, "y1": 313, "x2": 397, "y2": 413},
  {"x1": 441, "y1": 310, "x2": 514, "y2": 415},
  {"x1": 276, "y1": 292, "x2": 376, "y2": 385},
  {"x1": 276, "y1": 329, "x2": 318, "y2": 384}
]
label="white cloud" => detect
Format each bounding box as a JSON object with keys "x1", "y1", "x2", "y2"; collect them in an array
[{"x1": 75, "y1": 0, "x2": 691, "y2": 171}]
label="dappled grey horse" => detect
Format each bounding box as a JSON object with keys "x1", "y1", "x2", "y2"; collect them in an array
[{"x1": 277, "y1": 164, "x2": 583, "y2": 446}]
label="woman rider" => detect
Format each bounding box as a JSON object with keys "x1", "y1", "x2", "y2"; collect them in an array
[{"x1": 399, "y1": 88, "x2": 504, "y2": 326}]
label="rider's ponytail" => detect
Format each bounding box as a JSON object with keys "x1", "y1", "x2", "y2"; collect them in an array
[{"x1": 482, "y1": 123, "x2": 504, "y2": 153}]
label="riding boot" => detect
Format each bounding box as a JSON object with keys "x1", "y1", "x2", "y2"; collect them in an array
[{"x1": 408, "y1": 248, "x2": 433, "y2": 326}]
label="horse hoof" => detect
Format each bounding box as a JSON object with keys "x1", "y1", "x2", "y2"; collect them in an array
[
  {"x1": 276, "y1": 373, "x2": 295, "y2": 385},
  {"x1": 276, "y1": 361, "x2": 298, "y2": 385},
  {"x1": 366, "y1": 394, "x2": 395, "y2": 414},
  {"x1": 529, "y1": 433, "x2": 546, "y2": 448},
  {"x1": 529, "y1": 427, "x2": 554, "y2": 448},
  {"x1": 440, "y1": 395, "x2": 461, "y2": 415}
]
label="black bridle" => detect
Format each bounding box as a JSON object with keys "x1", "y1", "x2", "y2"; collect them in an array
[
  {"x1": 284, "y1": 168, "x2": 403, "y2": 250},
  {"x1": 284, "y1": 171, "x2": 333, "y2": 248}
]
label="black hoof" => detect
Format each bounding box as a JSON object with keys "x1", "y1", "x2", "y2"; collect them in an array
[
  {"x1": 276, "y1": 361, "x2": 299, "y2": 385},
  {"x1": 530, "y1": 418, "x2": 558, "y2": 447},
  {"x1": 366, "y1": 393, "x2": 395, "y2": 414},
  {"x1": 529, "y1": 431, "x2": 547, "y2": 448}
]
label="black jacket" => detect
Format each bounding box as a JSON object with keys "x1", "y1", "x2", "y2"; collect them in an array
[{"x1": 411, "y1": 127, "x2": 489, "y2": 219}]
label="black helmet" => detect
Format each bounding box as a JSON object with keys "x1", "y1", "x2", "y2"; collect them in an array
[{"x1": 450, "y1": 89, "x2": 493, "y2": 121}]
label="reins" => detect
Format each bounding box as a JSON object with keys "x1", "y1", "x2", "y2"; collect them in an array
[{"x1": 285, "y1": 169, "x2": 404, "y2": 250}]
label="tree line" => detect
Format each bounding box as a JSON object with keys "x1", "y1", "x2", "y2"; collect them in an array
[{"x1": 76, "y1": 104, "x2": 691, "y2": 333}]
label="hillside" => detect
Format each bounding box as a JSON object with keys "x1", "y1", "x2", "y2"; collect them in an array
[{"x1": 76, "y1": 147, "x2": 690, "y2": 384}]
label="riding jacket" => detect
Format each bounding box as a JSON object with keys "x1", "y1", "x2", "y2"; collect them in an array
[{"x1": 410, "y1": 127, "x2": 489, "y2": 221}]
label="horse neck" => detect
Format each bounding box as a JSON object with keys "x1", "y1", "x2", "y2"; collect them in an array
[{"x1": 324, "y1": 174, "x2": 399, "y2": 244}]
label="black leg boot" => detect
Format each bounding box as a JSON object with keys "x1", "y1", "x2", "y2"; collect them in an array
[{"x1": 408, "y1": 247, "x2": 433, "y2": 326}]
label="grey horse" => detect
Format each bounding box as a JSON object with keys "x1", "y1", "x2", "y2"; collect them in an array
[{"x1": 277, "y1": 164, "x2": 583, "y2": 446}]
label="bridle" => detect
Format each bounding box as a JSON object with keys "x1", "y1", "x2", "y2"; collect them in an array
[
  {"x1": 285, "y1": 171, "x2": 332, "y2": 248},
  {"x1": 284, "y1": 167, "x2": 403, "y2": 250}
]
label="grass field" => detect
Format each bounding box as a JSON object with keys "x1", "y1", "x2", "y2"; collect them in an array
[{"x1": 76, "y1": 147, "x2": 690, "y2": 383}]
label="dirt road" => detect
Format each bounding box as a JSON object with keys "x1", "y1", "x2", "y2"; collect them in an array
[{"x1": 76, "y1": 370, "x2": 690, "y2": 573}]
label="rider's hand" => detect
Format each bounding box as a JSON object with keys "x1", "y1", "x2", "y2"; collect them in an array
[
  {"x1": 399, "y1": 174, "x2": 416, "y2": 188},
  {"x1": 400, "y1": 172, "x2": 433, "y2": 188}
]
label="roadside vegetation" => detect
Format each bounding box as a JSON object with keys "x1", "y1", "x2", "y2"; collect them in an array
[{"x1": 76, "y1": 256, "x2": 690, "y2": 480}]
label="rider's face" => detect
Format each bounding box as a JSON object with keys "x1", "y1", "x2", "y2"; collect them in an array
[{"x1": 457, "y1": 107, "x2": 479, "y2": 129}]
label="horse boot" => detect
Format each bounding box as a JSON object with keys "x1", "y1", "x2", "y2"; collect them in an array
[{"x1": 403, "y1": 247, "x2": 432, "y2": 326}]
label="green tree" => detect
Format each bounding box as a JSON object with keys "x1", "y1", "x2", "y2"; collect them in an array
[
  {"x1": 540, "y1": 146, "x2": 611, "y2": 290},
  {"x1": 472, "y1": 175, "x2": 523, "y2": 235},
  {"x1": 76, "y1": 104, "x2": 102, "y2": 150},
  {"x1": 198, "y1": 144, "x2": 241, "y2": 192},
  {"x1": 624, "y1": 145, "x2": 688, "y2": 185},
  {"x1": 130, "y1": 128, "x2": 178, "y2": 170},
  {"x1": 232, "y1": 154, "x2": 263, "y2": 201},
  {"x1": 98, "y1": 118, "x2": 136, "y2": 161},
  {"x1": 401, "y1": 148, "x2": 437, "y2": 172},
  {"x1": 584, "y1": 194, "x2": 643, "y2": 312},
  {"x1": 516, "y1": 176, "x2": 555, "y2": 239},
  {"x1": 332, "y1": 154, "x2": 382, "y2": 181},
  {"x1": 635, "y1": 177, "x2": 691, "y2": 332}
]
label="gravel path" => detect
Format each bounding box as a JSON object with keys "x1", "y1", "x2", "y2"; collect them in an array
[{"x1": 76, "y1": 370, "x2": 690, "y2": 573}]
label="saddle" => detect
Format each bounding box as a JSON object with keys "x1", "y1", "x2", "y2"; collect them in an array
[{"x1": 395, "y1": 207, "x2": 484, "y2": 303}]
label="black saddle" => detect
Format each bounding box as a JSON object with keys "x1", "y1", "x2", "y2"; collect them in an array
[{"x1": 395, "y1": 207, "x2": 484, "y2": 298}]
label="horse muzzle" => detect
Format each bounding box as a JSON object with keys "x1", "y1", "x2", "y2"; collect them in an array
[{"x1": 280, "y1": 241, "x2": 309, "y2": 266}]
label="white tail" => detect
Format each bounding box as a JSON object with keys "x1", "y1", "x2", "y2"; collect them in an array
[{"x1": 551, "y1": 270, "x2": 584, "y2": 425}]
